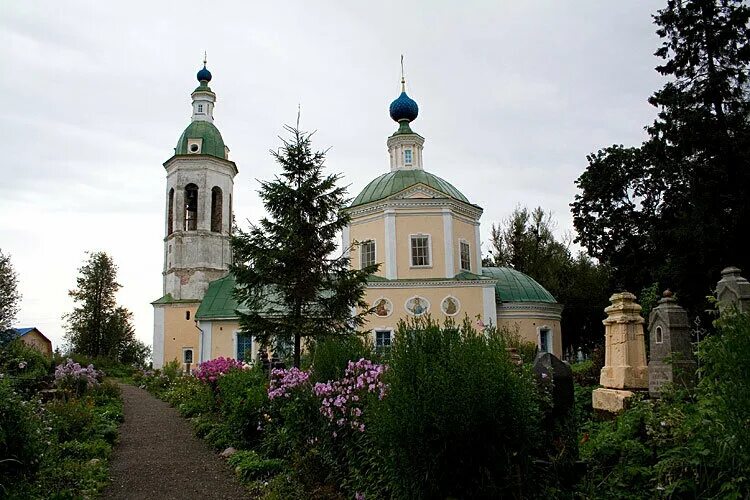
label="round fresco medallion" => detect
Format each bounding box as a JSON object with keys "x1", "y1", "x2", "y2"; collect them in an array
[
  {"x1": 441, "y1": 296, "x2": 460, "y2": 316},
  {"x1": 373, "y1": 297, "x2": 393, "y2": 318},
  {"x1": 405, "y1": 296, "x2": 430, "y2": 316}
]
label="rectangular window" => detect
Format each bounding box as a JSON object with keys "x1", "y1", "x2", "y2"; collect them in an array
[
  {"x1": 183, "y1": 348, "x2": 193, "y2": 364},
  {"x1": 197, "y1": 104, "x2": 203, "y2": 112},
  {"x1": 539, "y1": 328, "x2": 551, "y2": 353},
  {"x1": 361, "y1": 240, "x2": 376, "y2": 269},
  {"x1": 375, "y1": 330, "x2": 392, "y2": 352},
  {"x1": 237, "y1": 333, "x2": 252, "y2": 362},
  {"x1": 404, "y1": 149, "x2": 413, "y2": 164},
  {"x1": 460, "y1": 240, "x2": 471, "y2": 271},
  {"x1": 410, "y1": 235, "x2": 430, "y2": 267}
]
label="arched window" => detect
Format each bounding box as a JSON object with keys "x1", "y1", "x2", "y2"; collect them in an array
[
  {"x1": 211, "y1": 186, "x2": 223, "y2": 232},
  {"x1": 167, "y1": 188, "x2": 175, "y2": 235},
  {"x1": 184, "y1": 183, "x2": 198, "y2": 231}
]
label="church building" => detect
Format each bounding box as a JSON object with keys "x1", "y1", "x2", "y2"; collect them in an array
[{"x1": 152, "y1": 63, "x2": 563, "y2": 369}]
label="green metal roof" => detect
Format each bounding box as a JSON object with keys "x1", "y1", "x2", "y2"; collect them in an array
[
  {"x1": 351, "y1": 169, "x2": 470, "y2": 207},
  {"x1": 151, "y1": 293, "x2": 200, "y2": 305},
  {"x1": 481, "y1": 267, "x2": 557, "y2": 303},
  {"x1": 195, "y1": 275, "x2": 239, "y2": 319},
  {"x1": 175, "y1": 121, "x2": 227, "y2": 159}
]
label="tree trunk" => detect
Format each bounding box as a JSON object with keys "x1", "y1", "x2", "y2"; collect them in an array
[{"x1": 294, "y1": 332, "x2": 301, "y2": 368}]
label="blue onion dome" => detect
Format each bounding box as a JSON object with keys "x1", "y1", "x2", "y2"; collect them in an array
[
  {"x1": 389, "y1": 91, "x2": 419, "y2": 122},
  {"x1": 197, "y1": 64, "x2": 212, "y2": 83}
]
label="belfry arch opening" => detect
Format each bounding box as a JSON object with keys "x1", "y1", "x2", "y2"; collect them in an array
[
  {"x1": 184, "y1": 183, "x2": 198, "y2": 231},
  {"x1": 211, "y1": 186, "x2": 223, "y2": 232},
  {"x1": 167, "y1": 188, "x2": 175, "y2": 235}
]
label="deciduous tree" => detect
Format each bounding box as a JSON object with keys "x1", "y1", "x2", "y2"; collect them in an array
[
  {"x1": 572, "y1": 0, "x2": 750, "y2": 316},
  {"x1": 0, "y1": 249, "x2": 21, "y2": 332}
]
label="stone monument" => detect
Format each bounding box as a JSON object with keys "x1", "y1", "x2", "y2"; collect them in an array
[
  {"x1": 716, "y1": 266, "x2": 750, "y2": 314},
  {"x1": 648, "y1": 290, "x2": 696, "y2": 398},
  {"x1": 592, "y1": 292, "x2": 649, "y2": 412}
]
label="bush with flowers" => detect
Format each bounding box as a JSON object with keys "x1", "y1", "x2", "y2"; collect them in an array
[
  {"x1": 54, "y1": 358, "x2": 102, "y2": 397},
  {"x1": 194, "y1": 356, "x2": 247, "y2": 384}
]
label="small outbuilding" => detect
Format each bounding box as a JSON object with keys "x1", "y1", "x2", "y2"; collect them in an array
[{"x1": 10, "y1": 327, "x2": 53, "y2": 357}]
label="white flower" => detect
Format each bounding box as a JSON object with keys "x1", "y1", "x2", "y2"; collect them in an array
[{"x1": 18, "y1": 361, "x2": 27, "y2": 369}]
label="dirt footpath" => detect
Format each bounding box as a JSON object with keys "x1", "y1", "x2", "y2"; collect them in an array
[{"x1": 102, "y1": 384, "x2": 248, "y2": 499}]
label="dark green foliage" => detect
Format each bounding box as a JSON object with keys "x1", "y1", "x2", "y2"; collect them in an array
[
  {"x1": 572, "y1": 0, "x2": 750, "y2": 318},
  {"x1": 0, "y1": 379, "x2": 42, "y2": 482},
  {"x1": 578, "y1": 312, "x2": 750, "y2": 498},
  {"x1": 308, "y1": 335, "x2": 372, "y2": 383},
  {"x1": 0, "y1": 340, "x2": 52, "y2": 394},
  {"x1": 63, "y1": 252, "x2": 144, "y2": 364},
  {"x1": 227, "y1": 450, "x2": 285, "y2": 483},
  {"x1": 230, "y1": 122, "x2": 377, "y2": 367},
  {"x1": 375, "y1": 318, "x2": 542, "y2": 499},
  {"x1": 0, "y1": 364, "x2": 122, "y2": 499},
  {"x1": 487, "y1": 206, "x2": 611, "y2": 350},
  {"x1": 216, "y1": 367, "x2": 268, "y2": 448}
]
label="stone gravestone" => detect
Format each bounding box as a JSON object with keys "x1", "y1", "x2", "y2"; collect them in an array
[
  {"x1": 593, "y1": 292, "x2": 649, "y2": 412},
  {"x1": 716, "y1": 266, "x2": 750, "y2": 314},
  {"x1": 648, "y1": 290, "x2": 696, "y2": 398},
  {"x1": 533, "y1": 352, "x2": 574, "y2": 417}
]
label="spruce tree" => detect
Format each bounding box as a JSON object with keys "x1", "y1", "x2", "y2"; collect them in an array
[
  {"x1": 231, "y1": 122, "x2": 377, "y2": 368},
  {"x1": 63, "y1": 251, "x2": 137, "y2": 359}
]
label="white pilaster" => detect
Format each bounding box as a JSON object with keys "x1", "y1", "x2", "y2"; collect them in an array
[
  {"x1": 384, "y1": 209, "x2": 397, "y2": 279},
  {"x1": 474, "y1": 223, "x2": 483, "y2": 275},
  {"x1": 442, "y1": 208, "x2": 454, "y2": 278},
  {"x1": 199, "y1": 321, "x2": 212, "y2": 362},
  {"x1": 482, "y1": 286, "x2": 497, "y2": 327},
  {"x1": 342, "y1": 226, "x2": 350, "y2": 260},
  {"x1": 152, "y1": 307, "x2": 165, "y2": 369}
]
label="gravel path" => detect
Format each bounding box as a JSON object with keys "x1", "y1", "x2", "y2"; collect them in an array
[{"x1": 102, "y1": 384, "x2": 248, "y2": 499}]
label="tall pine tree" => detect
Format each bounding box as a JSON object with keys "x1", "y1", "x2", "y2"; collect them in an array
[
  {"x1": 231, "y1": 122, "x2": 377, "y2": 368},
  {"x1": 0, "y1": 249, "x2": 21, "y2": 332},
  {"x1": 572, "y1": 0, "x2": 750, "y2": 316}
]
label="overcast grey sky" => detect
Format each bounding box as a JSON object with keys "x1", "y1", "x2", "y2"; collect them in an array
[{"x1": 0, "y1": 1, "x2": 664, "y2": 350}]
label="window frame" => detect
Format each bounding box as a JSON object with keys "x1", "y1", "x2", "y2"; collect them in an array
[
  {"x1": 183, "y1": 348, "x2": 194, "y2": 364},
  {"x1": 197, "y1": 103, "x2": 204, "y2": 113},
  {"x1": 360, "y1": 239, "x2": 376, "y2": 269},
  {"x1": 236, "y1": 332, "x2": 253, "y2": 362},
  {"x1": 538, "y1": 327, "x2": 552, "y2": 354},
  {"x1": 409, "y1": 233, "x2": 432, "y2": 268},
  {"x1": 374, "y1": 329, "x2": 393, "y2": 352},
  {"x1": 459, "y1": 239, "x2": 471, "y2": 272},
  {"x1": 404, "y1": 148, "x2": 413, "y2": 165},
  {"x1": 655, "y1": 326, "x2": 663, "y2": 344}
]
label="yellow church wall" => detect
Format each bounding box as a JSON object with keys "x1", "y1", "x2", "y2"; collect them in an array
[
  {"x1": 349, "y1": 215, "x2": 385, "y2": 276},
  {"x1": 496, "y1": 316, "x2": 563, "y2": 357},
  {"x1": 452, "y1": 217, "x2": 478, "y2": 274},
  {"x1": 362, "y1": 285, "x2": 487, "y2": 334},
  {"x1": 162, "y1": 302, "x2": 200, "y2": 369},
  {"x1": 395, "y1": 211, "x2": 445, "y2": 279}
]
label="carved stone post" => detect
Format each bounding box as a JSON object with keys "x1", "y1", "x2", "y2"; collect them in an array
[
  {"x1": 592, "y1": 292, "x2": 648, "y2": 412},
  {"x1": 648, "y1": 290, "x2": 696, "y2": 398},
  {"x1": 716, "y1": 266, "x2": 750, "y2": 314}
]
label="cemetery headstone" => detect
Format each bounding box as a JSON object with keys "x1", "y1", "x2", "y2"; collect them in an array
[
  {"x1": 716, "y1": 266, "x2": 750, "y2": 314},
  {"x1": 648, "y1": 290, "x2": 696, "y2": 398},
  {"x1": 593, "y1": 291, "x2": 648, "y2": 412}
]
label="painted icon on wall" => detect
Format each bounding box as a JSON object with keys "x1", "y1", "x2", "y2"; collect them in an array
[
  {"x1": 373, "y1": 297, "x2": 393, "y2": 317},
  {"x1": 405, "y1": 296, "x2": 430, "y2": 316},
  {"x1": 441, "y1": 296, "x2": 460, "y2": 316}
]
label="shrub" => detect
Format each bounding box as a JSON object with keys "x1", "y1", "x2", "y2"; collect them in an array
[
  {"x1": 0, "y1": 340, "x2": 52, "y2": 394},
  {"x1": 227, "y1": 450, "x2": 285, "y2": 483},
  {"x1": 308, "y1": 336, "x2": 372, "y2": 383},
  {"x1": 375, "y1": 317, "x2": 542, "y2": 499},
  {"x1": 194, "y1": 357, "x2": 246, "y2": 384},
  {"x1": 46, "y1": 398, "x2": 95, "y2": 443},
  {"x1": 164, "y1": 375, "x2": 214, "y2": 418},
  {"x1": 216, "y1": 366, "x2": 268, "y2": 448},
  {"x1": 0, "y1": 378, "x2": 42, "y2": 481},
  {"x1": 54, "y1": 358, "x2": 101, "y2": 397}
]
